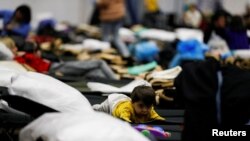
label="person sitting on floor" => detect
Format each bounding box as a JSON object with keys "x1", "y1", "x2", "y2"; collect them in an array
[
  {"x1": 0, "y1": 4, "x2": 31, "y2": 38},
  {"x1": 93, "y1": 85, "x2": 165, "y2": 123}
]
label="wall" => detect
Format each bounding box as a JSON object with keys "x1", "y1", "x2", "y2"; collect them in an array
[
  {"x1": 158, "y1": 0, "x2": 176, "y2": 13},
  {"x1": 1, "y1": 0, "x2": 250, "y2": 27},
  {"x1": 222, "y1": 0, "x2": 249, "y2": 15},
  {"x1": 0, "y1": 0, "x2": 93, "y2": 28}
]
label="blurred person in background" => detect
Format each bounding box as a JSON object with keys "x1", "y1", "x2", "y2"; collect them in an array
[
  {"x1": 96, "y1": 0, "x2": 131, "y2": 58},
  {"x1": 183, "y1": 3, "x2": 202, "y2": 28},
  {"x1": 143, "y1": 0, "x2": 161, "y2": 28},
  {"x1": 0, "y1": 4, "x2": 31, "y2": 38}
]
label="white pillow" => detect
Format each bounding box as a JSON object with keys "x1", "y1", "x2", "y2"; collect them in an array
[
  {"x1": 19, "y1": 112, "x2": 149, "y2": 141},
  {"x1": 0, "y1": 67, "x2": 21, "y2": 87},
  {"x1": 0, "y1": 42, "x2": 14, "y2": 60},
  {"x1": 175, "y1": 28, "x2": 204, "y2": 42},
  {"x1": 7, "y1": 71, "x2": 93, "y2": 113},
  {"x1": 233, "y1": 50, "x2": 250, "y2": 59},
  {"x1": 139, "y1": 29, "x2": 176, "y2": 42},
  {"x1": 60, "y1": 44, "x2": 84, "y2": 54},
  {"x1": 87, "y1": 79, "x2": 151, "y2": 93},
  {"x1": 82, "y1": 39, "x2": 111, "y2": 51},
  {"x1": 119, "y1": 28, "x2": 136, "y2": 43}
]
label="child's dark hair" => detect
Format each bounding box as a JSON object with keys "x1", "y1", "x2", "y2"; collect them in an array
[
  {"x1": 131, "y1": 85, "x2": 156, "y2": 107},
  {"x1": 13, "y1": 4, "x2": 31, "y2": 23}
]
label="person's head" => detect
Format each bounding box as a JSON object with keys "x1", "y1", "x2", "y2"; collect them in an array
[
  {"x1": 131, "y1": 85, "x2": 156, "y2": 117},
  {"x1": 13, "y1": 4, "x2": 31, "y2": 23},
  {"x1": 23, "y1": 41, "x2": 39, "y2": 53},
  {"x1": 246, "y1": 4, "x2": 250, "y2": 14},
  {"x1": 189, "y1": 3, "x2": 197, "y2": 12},
  {"x1": 212, "y1": 12, "x2": 227, "y2": 28},
  {"x1": 0, "y1": 37, "x2": 18, "y2": 55}
]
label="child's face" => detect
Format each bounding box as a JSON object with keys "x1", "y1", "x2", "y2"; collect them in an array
[
  {"x1": 132, "y1": 101, "x2": 152, "y2": 117},
  {"x1": 216, "y1": 16, "x2": 226, "y2": 28}
]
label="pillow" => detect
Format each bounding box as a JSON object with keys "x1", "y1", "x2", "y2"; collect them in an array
[
  {"x1": 0, "y1": 67, "x2": 21, "y2": 87},
  {"x1": 82, "y1": 39, "x2": 111, "y2": 51},
  {"x1": 138, "y1": 29, "x2": 176, "y2": 42},
  {"x1": 175, "y1": 28, "x2": 203, "y2": 42},
  {"x1": 7, "y1": 71, "x2": 93, "y2": 113},
  {"x1": 233, "y1": 50, "x2": 250, "y2": 59},
  {"x1": 19, "y1": 112, "x2": 149, "y2": 141},
  {"x1": 87, "y1": 79, "x2": 151, "y2": 93}
]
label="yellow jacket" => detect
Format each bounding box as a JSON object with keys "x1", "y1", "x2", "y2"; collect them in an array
[
  {"x1": 112, "y1": 101, "x2": 165, "y2": 123},
  {"x1": 144, "y1": 0, "x2": 159, "y2": 12}
]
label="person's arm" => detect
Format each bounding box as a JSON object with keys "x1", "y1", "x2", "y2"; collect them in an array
[
  {"x1": 8, "y1": 23, "x2": 31, "y2": 38},
  {"x1": 0, "y1": 10, "x2": 13, "y2": 30},
  {"x1": 0, "y1": 10, "x2": 13, "y2": 19},
  {"x1": 117, "y1": 108, "x2": 132, "y2": 122},
  {"x1": 150, "y1": 107, "x2": 165, "y2": 121}
]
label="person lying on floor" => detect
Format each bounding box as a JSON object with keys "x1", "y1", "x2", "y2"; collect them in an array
[
  {"x1": 93, "y1": 85, "x2": 165, "y2": 123},
  {"x1": 0, "y1": 37, "x2": 118, "y2": 80}
]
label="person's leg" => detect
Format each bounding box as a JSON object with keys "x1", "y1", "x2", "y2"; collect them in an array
[
  {"x1": 101, "y1": 22, "x2": 112, "y2": 42},
  {"x1": 86, "y1": 60, "x2": 117, "y2": 80},
  {"x1": 98, "y1": 60, "x2": 117, "y2": 79},
  {"x1": 49, "y1": 62, "x2": 89, "y2": 76},
  {"x1": 50, "y1": 60, "x2": 117, "y2": 79},
  {"x1": 126, "y1": 0, "x2": 139, "y2": 25},
  {"x1": 111, "y1": 20, "x2": 131, "y2": 58}
]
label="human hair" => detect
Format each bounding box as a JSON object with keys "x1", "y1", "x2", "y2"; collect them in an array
[
  {"x1": 13, "y1": 4, "x2": 31, "y2": 23},
  {"x1": 212, "y1": 11, "x2": 225, "y2": 24},
  {"x1": 188, "y1": 3, "x2": 197, "y2": 10},
  {"x1": 0, "y1": 37, "x2": 16, "y2": 50},
  {"x1": 230, "y1": 16, "x2": 245, "y2": 32},
  {"x1": 131, "y1": 85, "x2": 156, "y2": 107},
  {"x1": 211, "y1": 10, "x2": 232, "y2": 27},
  {"x1": 23, "y1": 41, "x2": 38, "y2": 53}
]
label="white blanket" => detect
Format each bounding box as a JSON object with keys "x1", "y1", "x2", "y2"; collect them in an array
[
  {"x1": 0, "y1": 68, "x2": 93, "y2": 113},
  {"x1": 19, "y1": 112, "x2": 149, "y2": 141}
]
